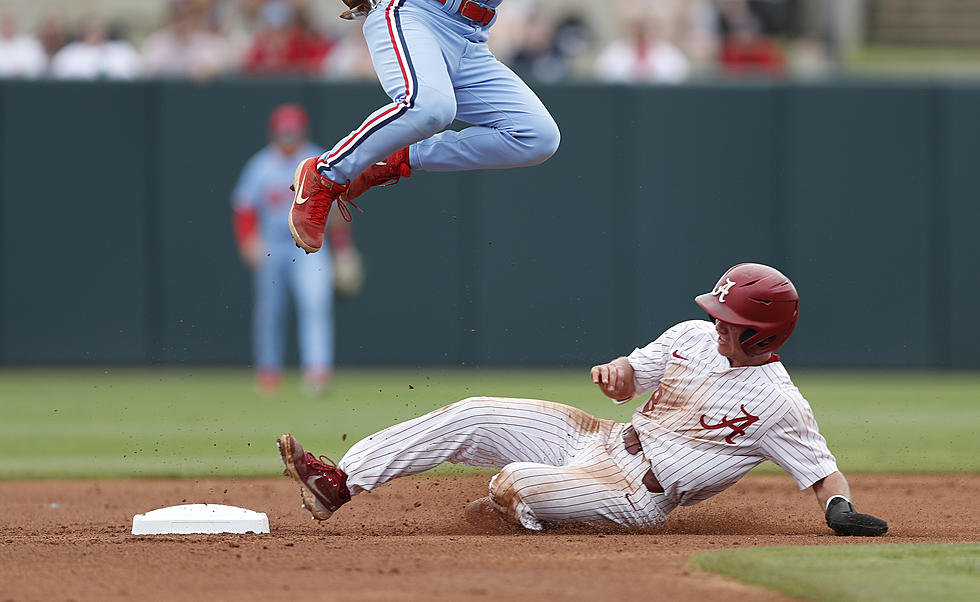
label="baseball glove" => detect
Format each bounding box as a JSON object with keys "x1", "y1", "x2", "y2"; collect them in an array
[
  {"x1": 825, "y1": 496, "x2": 888, "y2": 536},
  {"x1": 340, "y1": 0, "x2": 379, "y2": 20},
  {"x1": 333, "y1": 246, "x2": 365, "y2": 298}
]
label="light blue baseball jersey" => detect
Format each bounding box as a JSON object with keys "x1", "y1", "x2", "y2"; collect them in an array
[
  {"x1": 317, "y1": 0, "x2": 559, "y2": 186},
  {"x1": 234, "y1": 141, "x2": 326, "y2": 247}
]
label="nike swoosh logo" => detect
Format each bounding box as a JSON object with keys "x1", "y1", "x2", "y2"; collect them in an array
[
  {"x1": 672, "y1": 350, "x2": 688, "y2": 360},
  {"x1": 296, "y1": 189, "x2": 310, "y2": 205}
]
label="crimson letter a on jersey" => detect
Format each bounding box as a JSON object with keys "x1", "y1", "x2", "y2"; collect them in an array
[{"x1": 699, "y1": 405, "x2": 759, "y2": 444}]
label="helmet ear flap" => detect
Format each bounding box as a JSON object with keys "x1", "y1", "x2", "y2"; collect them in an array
[{"x1": 738, "y1": 328, "x2": 756, "y2": 344}]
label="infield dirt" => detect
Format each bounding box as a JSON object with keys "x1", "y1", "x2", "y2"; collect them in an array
[{"x1": 2, "y1": 473, "x2": 978, "y2": 601}]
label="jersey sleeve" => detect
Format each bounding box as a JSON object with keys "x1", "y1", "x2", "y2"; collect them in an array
[
  {"x1": 626, "y1": 322, "x2": 687, "y2": 394},
  {"x1": 758, "y1": 401, "x2": 838, "y2": 490},
  {"x1": 232, "y1": 152, "x2": 264, "y2": 210}
]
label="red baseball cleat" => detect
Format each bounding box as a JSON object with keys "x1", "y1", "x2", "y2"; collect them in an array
[
  {"x1": 256, "y1": 369, "x2": 281, "y2": 396},
  {"x1": 277, "y1": 433, "x2": 351, "y2": 520},
  {"x1": 288, "y1": 157, "x2": 351, "y2": 254},
  {"x1": 342, "y1": 147, "x2": 411, "y2": 203}
]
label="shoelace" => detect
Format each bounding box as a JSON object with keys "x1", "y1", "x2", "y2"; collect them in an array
[
  {"x1": 375, "y1": 157, "x2": 409, "y2": 188},
  {"x1": 307, "y1": 192, "x2": 360, "y2": 225},
  {"x1": 305, "y1": 452, "x2": 340, "y2": 472}
]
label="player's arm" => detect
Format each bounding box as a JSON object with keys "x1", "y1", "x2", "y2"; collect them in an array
[
  {"x1": 593, "y1": 323, "x2": 689, "y2": 403},
  {"x1": 761, "y1": 406, "x2": 887, "y2": 537},
  {"x1": 811, "y1": 470, "x2": 850, "y2": 508},
  {"x1": 811, "y1": 471, "x2": 888, "y2": 536},
  {"x1": 233, "y1": 207, "x2": 261, "y2": 269},
  {"x1": 231, "y1": 155, "x2": 263, "y2": 269},
  {"x1": 590, "y1": 357, "x2": 635, "y2": 402}
]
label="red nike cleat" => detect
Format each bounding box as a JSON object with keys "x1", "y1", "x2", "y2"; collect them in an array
[
  {"x1": 288, "y1": 157, "x2": 350, "y2": 254},
  {"x1": 342, "y1": 147, "x2": 411, "y2": 203},
  {"x1": 277, "y1": 433, "x2": 351, "y2": 520}
]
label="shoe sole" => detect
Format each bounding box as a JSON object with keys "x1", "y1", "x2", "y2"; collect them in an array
[
  {"x1": 276, "y1": 434, "x2": 333, "y2": 521},
  {"x1": 287, "y1": 160, "x2": 321, "y2": 255}
]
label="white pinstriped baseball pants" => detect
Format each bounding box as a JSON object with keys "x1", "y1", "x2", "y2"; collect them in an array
[{"x1": 338, "y1": 397, "x2": 677, "y2": 530}]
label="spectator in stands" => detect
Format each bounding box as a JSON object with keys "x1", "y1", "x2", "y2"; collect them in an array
[
  {"x1": 0, "y1": 12, "x2": 47, "y2": 78},
  {"x1": 508, "y1": 12, "x2": 564, "y2": 82},
  {"x1": 486, "y1": 0, "x2": 534, "y2": 65},
  {"x1": 50, "y1": 16, "x2": 140, "y2": 79},
  {"x1": 679, "y1": 0, "x2": 722, "y2": 72},
  {"x1": 143, "y1": 0, "x2": 234, "y2": 79},
  {"x1": 595, "y1": 6, "x2": 690, "y2": 84},
  {"x1": 551, "y1": 15, "x2": 594, "y2": 77},
  {"x1": 719, "y1": 14, "x2": 785, "y2": 77},
  {"x1": 242, "y1": 0, "x2": 332, "y2": 76},
  {"x1": 37, "y1": 14, "x2": 67, "y2": 61},
  {"x1": 321, "y1": 28, "x2": 376, "y2": 81},
  {"x1": 209, "y1": 0, "x2": 260, "y2": 68}
]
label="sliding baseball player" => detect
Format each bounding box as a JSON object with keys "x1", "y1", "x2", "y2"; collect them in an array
[{"x1": 277, "y1": 263, "x2": 888, "y2": 536}]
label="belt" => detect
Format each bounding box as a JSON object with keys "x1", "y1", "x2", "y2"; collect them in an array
[
  {"x1": 436, "y1": 0, "x2": 495, "y2": 25},
  {"x1": 623, "y1": 425, "x2": 664, "y2": 494}
]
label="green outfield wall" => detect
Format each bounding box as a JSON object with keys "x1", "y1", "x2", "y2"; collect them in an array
[{"x1": 1, "y1": 80, "x2": 977, "y2": 367}]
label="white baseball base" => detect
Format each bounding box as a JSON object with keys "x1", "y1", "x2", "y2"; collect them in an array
[{"x1": 131, "y1": 504, "x2": 270, "y2": 535}]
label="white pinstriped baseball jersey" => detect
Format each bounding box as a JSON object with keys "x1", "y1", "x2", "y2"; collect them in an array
[{"x1": 627, "y1": 320, "x2": 838, "y2": 507}]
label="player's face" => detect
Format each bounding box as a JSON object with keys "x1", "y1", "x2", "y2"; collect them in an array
[
  {"x1": 273, "y1": 131, "x2": 306, "y2": 155},
  {"x1": 714, "y1": 320, "x2": 771, "y2": 367},
  {"x1": 714, "y1": 320, "x2": 747, "y2": 360}
]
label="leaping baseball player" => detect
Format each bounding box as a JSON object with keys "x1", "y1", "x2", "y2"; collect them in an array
[
  {"x1": 277, "y1": 263, "x2": 888, "y2": 536},
  {"x1": 287, "y1": 0, "x2": 560, "y2": 253}
]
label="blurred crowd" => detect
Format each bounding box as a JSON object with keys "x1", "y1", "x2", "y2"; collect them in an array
[{"x1": 0, "y1": 0, "x2": 834, "y2": 82}]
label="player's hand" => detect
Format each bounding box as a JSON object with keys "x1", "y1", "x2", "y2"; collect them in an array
[
  {"x1": 825, "y1": 496, "x2": 888, "y2": 536},
  {"x1": 239, "y1": 237, "x2": 263, "y2": 270},
  {"x1": 590, "y1": 359, "x2": 634, "y2": 402}
]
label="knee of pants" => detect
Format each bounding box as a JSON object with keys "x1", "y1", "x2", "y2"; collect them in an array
[
  {"x1": 409, "y1": 93, "x2": 456, "y2": 139},
  {"x1": 489, "y1": 463, "x2": 546, "y2": 530},
  {"x1": 450, "y1": 396, "x2": 492, "y2": 412},
  {"x1": 516, "y1": 113, "x2": 561, "y2": 166},
  {"x1": 443, "y1": 396, "x2": 498, "y2": 424},
  {"x1": 489, "y1": 463, "x2": 526, "y2": 511}
]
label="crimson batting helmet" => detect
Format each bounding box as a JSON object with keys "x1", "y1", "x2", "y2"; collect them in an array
[
  {"x1": 694, "y1": 263, "x2": 799, "y2": 357},
  {"x1": 268, "y1": 103, "x2": 309, "y2": 136}
]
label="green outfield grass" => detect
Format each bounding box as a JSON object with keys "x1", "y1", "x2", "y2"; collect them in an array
[
  {"x1": 0, "y1": 367, "x2": 977, "y2": 479},
  {"x1": 693, "y1": 543, "x2": 980, "y2": 602}
]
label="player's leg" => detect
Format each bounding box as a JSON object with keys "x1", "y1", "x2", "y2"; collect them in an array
[
  {"x1": 318, "y1": 3, "x2": 460, "y2": 185},
  {"x1": 288, "y1": 247, "x2": 333, "y2": 392},
  {"x1": 344, "y1": 42, "x2": 561, "y2": 202},
  {"x1": 488, "y1": 429, "x2": 676, "y2": 530},
  {"x1": 278, "y1": 396, "x2": 596, "y2": 520},
  {"x1": 289, "y1": 1, "x2": 460, "y2": 252},
  {"x1": 337, "y1": 397, "x2": 601, "y2": 493},
  {"x1": 253, "y1": 251, "x2": 288, "y2": 393},
  {"x1": 410, "y1": 43, "x2": 560, "y2": 172}
]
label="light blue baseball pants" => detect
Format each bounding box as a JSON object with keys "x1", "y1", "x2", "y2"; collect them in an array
[
  {"x1": 253, "y1": 243, "x2": 333, "y2": 374},
  {"x1": 317, "y1": 0, "x2": 560, "y2": 184}
]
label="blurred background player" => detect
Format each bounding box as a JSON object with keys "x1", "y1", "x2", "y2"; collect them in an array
[{"x1": 232, "y1": 103, "x2": 363, "y2": 394}]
